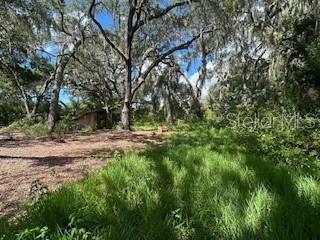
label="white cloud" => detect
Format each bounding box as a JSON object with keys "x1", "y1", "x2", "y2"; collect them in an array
[
  {"x1": 203, "y1": 76, "x2": 217, "y2": 98},
  {"x1": 180, "y1": 61, "x2": 217, "y2": 98},
  {"x1": 141, "y1": 60, "x2": 152, "y2": 74},
  {"x1": 141, "y1": 60, "x2": 166, "y2": 75}
]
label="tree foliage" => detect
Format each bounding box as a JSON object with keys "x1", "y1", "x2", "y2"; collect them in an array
[{"x1": 1, "y1": 0, "x2": 319, "y2": 129}]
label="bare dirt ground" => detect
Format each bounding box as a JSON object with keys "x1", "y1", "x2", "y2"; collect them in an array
[{"x1": 0, "y1": 130, "x2": 161, "y2": 218}]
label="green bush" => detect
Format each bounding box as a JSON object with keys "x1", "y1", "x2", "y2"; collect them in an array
[
  {"x1": 0, "y1": 99, "x2": 24, "y2": 126},
  {"x1": 218, "y1": 110, "x2": 320, "y2": 172},
  {"x1": 7, "y1": 114, "x2": 76, "y2": 138},
  {"x1": 53, "y1": 114, "x2": 76, "y2": 137},
  {"x1": 8, "y1": 118, "x2": 50, "y2": 137}
]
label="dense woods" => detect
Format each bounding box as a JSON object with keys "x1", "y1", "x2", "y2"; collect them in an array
[
  {"x1": 2, "y1": 0, "x2": 319, "y2": 129},
  {"x1": 1, "y1": 0, "x2": 320, "y2": 239}
]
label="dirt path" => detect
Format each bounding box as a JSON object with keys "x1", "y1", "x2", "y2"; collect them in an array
[{"x1": 0, "y1": 130, "x2": 161, "y2": 217}]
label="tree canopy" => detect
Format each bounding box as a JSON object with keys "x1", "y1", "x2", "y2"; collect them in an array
[{"x1": 0, "y1": 0, "x2": 319, "y2": 128}]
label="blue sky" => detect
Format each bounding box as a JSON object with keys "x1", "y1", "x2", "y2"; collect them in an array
[{"x1": 96, "y1": 11, "x2": 114, "y2": 28}]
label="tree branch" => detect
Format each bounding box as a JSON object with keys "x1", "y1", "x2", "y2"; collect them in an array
[
  {"x1": 132, "y1": 31, "x2": 205, "y2": 98},
  {"x1": 133, "y1": 1, "x2": 197, "y2": 32},
  {"x1": 89, "y1": 0, "x2": 128, "y2": 62}
]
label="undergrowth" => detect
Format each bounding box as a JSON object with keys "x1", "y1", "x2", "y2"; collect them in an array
[
  {"x1": 132, "y1": 119, "x2": 163, "y2": 131},
  {"x1": 6, "y1": 116, "x2": 76, "y2": 138},
  {"x1": 0, "y1": 126, "x2": 319, "y2": 239}
]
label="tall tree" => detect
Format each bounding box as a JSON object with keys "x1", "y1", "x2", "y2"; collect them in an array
[
  {"x1": 47, "y1": 0, "x2": 92, "y2": 131},
  {"x1": 171, "y1": 0, "x2": 234, "y2": 118},
  {"x1": 89, "y1": 0, "x2": 211, "y2": 130},
  {"x1": 208, "y1": 0, "x2": 320, "y2": 115},
  {"x1": 0, "y1": 0, "x2": 52, "y2": 116}
]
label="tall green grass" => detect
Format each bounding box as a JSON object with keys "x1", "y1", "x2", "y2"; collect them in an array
[{"x1": 1, "y1": 127, "x2": 320, "y2": 239}]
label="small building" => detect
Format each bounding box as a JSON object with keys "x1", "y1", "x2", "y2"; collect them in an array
[{"x1": 74, "y1": 109, "x2": 112, "y2": 130}]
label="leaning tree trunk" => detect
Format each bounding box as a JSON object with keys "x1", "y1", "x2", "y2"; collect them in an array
[
  {"x1": 47, "y1": 56, "x2": 68, "y2": 131},
  {"x1": 21, "y1": 94, "x2": 30, "y2": 116},
  {"x1": 192, "y1": 39, "x2": 207, "y2": 119},
  {"x1": 11, "y1": 70, "x2": 30, "y2": 116},
  {"x1": 47, "y1": 39, "x2": 82, "y2": 131},
  {"x1": 31, "y1": 75, "x2": 53, "y2": 116}
]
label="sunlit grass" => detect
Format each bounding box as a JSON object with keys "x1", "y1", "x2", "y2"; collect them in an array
[{"x1": 1, "y1": 127, "x2": 319, "y2": 239}]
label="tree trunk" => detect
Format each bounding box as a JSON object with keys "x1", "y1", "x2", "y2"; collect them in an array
[
  {"x1": 47, "y1": 39, "x2": 82, "y2": 131},
  {"x1": 165, "y1": 84, "x2": 173, "y2": 123},
  {"x1": 104, "y1": 104, "x2": 112, "y2": 128},
  {"x1": 22, "y1": 97, "x2": 30, "y2": 116},
  {"x1": 47, "y1": 58, "x2": 66, "y2": 131},
  {"x1": 121, "y1": 102, "x2": 131, "y2": 130},
  {"x1": 31, "y1": 75, "x2": 53, "y2": 116},
  {"x1": 150, "y1": 75, "x2": 159, "y2": 116},
  {"x1": 166, "y1": 102, "x2": 173, "y2": 123},
  {"x1": 191, "y1": 96, "x2": 203, "y2": 118},
  {"x1": 31, "y1": 97, "x2": 41, "y2": 117},
  {"x1": 11, "y1": 70, "x2": 30, "y2": 115},
  {"x1": 120, "y1": 4, "x2": 134, "y2": 131},
  {"x1": 151, "y1": 94, "x2": 159, "y2": 116},
  {"x1": 192, "y1": 38, "x2": 207, "y2": 119},
  {"x1": 121, "y1": 64, "x2": 132, "y2": 130}
]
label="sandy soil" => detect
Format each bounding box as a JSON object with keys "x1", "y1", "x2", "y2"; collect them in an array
[{"x1": 0, "y1": 130, "x2": 160, "y2": 217}]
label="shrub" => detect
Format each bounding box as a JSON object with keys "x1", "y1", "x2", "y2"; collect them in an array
[
  {"x1": 16, "y1": 226, "x2": 49, "y2": 240},
  {"x1": 8, "y1": 118, "x2": 50, "y2": 137},
  {"x1": 7, "y1": 114, "x2": 76, "y2": 138},
  {"x1": 55, "y1": 114, "x2": 75, "y2": 135},
  {"x1": 222, "y1": 110, "x2": 320, "y2": 171},
  {"x1": 81, "y1": 126, "x2": 94, "y2": 135}
]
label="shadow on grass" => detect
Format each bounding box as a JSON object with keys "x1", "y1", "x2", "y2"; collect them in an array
[
  {"x1": 131, "y1": 126, "x2": 319, "y2": 238},
  {"x1": 1, "y1": 127, "x2": 320, "y2": 239}
]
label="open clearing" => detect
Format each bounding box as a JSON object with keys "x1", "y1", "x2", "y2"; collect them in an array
[{"x1": 0, "y1": 130, "x2": 160, "y2": 217}]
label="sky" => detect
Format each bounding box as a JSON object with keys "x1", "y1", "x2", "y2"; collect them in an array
[{"x1": 53, "y1": 8, "x2": 217, "y2": 103}]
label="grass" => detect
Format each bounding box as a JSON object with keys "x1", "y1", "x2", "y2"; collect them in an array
[
  {"x1": 132, "y1": 119, "x2": 161, "y2": 131},
  {"x1": 1, "y1": 126, "x2": 320, "y2": 239}
]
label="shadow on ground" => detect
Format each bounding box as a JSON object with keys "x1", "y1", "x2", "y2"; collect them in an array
[{"x1": 1, "y1": 127, "x2": 319, "y2": 239}]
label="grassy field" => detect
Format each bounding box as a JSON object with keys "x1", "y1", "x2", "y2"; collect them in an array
[{"x1": 1, "y1": 126, "x2": 320, "y2": 239}]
